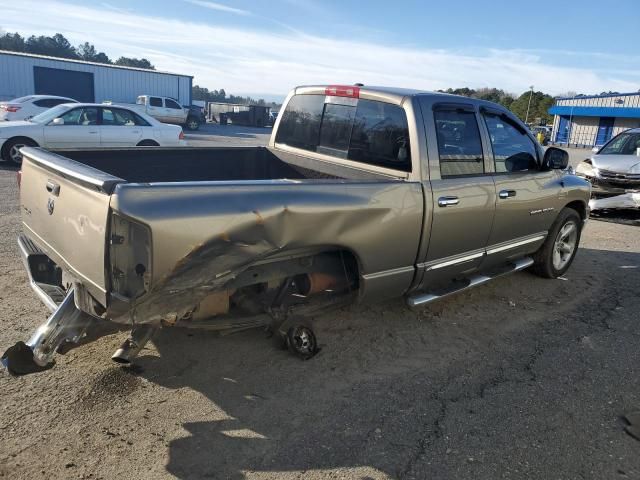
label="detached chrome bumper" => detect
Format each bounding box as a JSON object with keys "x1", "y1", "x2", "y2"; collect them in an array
[{"x1": 1, "y1": 236, "x2": 117, "y2": 375}]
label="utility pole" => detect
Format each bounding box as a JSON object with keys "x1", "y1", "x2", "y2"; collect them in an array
[{"x1": 524, "y1": 85, "x2": 534, "y2": 125}]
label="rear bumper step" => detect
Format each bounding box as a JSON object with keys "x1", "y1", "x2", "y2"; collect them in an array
[
  {"x1": 17, "y1": 234, "x2": 66, "y2": 312},
  {"x1": 406, "y1": 257, "x2": 534, "y2": 308}
]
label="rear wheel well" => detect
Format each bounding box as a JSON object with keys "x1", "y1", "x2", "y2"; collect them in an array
[
  {"x1": 1, "y1": 136, "x2": 38, "y2": 161},
  {"x1": 136, "y1": 139, "x2": 159, "y2": 147}
]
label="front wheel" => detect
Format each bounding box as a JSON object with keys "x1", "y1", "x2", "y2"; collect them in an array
[{"x1": 531, "y1": 208, "x2": 582, "y2": 278}]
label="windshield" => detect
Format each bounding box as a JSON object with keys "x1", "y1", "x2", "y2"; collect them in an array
[
  {"x1": 599, "y1": 132, "x2": 640, "y2": 155},
  {"x1": 30, "y1": 104, "x2": 74, "y2": 124}
]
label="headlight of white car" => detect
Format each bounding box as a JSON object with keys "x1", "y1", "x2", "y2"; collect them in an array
[{"x1": 630, "y1": 162, "x2": 640, "y2": 174}]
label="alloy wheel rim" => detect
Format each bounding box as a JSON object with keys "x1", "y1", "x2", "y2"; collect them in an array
[
  {"x1": 9, "y1": 144, "x2": 25, "y2": 164},
  {"x1": 552, "y1": 221, "x2": 577, "y2": 270}
]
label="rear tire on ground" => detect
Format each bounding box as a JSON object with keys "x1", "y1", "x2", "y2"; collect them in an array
[
  {"x1": 136, "y1": 140, "x2": 160, "y2": 147},
  {"x1": 531, "y1": 207, "x2": 582, "y2": 278},
  {"x1": 186, "y1": 117, "x2": 200, "y2": 131},
  {"x1": 2, "y1": 137, "x2": 37, "y2": 164}
]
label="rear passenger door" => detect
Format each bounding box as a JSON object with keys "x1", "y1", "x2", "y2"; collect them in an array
[
  {"x1": 419, "y1": 102, "x2": 496, "y2": 283},
  {"x1": 164, "y1": 98, "x2": 185, "y2": 124},
  {"x1": 481, "y1": 110, "x2": 560, "y2": 264},
  {"x1": 99, "y1": 107, "x2": 146, "y2": 146}
]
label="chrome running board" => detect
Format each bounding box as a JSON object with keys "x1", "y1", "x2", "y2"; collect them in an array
[{"x1": 406, "y1": 257, "x2": 534, "y2": 308}]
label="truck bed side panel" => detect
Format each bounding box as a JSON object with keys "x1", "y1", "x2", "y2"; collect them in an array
[{"x1": 110, "y1": 180, "x2": 424, "y2": 323}]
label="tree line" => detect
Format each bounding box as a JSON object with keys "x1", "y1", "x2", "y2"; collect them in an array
[
  {"x1": 438, "y1": 87, "x2": 555, "y2": 125},
  {"x1": 0, "y1": 31, "x2": 155, "y2": 70},
  {"x1": 0, "y1": 31, "x2": 276, "y2": 106}
]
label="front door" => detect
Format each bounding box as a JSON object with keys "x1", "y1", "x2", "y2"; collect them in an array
[
  {"x1": 43, "y1": 106, "x2": 101, "y2": 148},
  {"x1": 164, "y1": 98, "x2": 185, "y2": 125},
  {"x1": 417, "y1": 101, "x2": 496, "y2": 287},
  {"x1": 481, "y1": 111, "x2": 561, "y2": 266}
]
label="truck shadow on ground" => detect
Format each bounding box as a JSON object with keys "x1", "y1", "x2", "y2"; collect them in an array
[{"x1": 132, "y1": 247, "x2": 640, "y2": 479}]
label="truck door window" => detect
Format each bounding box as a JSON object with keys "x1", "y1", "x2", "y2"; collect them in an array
[
  {"x1": 434, "y1": 109, "x2": 484, "y2": 177},
  {"x1": 149, "y1": 97, "x2": 163, "y2": 107},
  {"x1": 165, "y1": 99, "x2": 182, "y2": 109},
  {"x1": 483, "y1": 113, "x2": 538, "y2": 173}
]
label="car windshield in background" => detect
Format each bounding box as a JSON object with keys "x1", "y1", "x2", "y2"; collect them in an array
[
  {"x1": 599, "y1": 132, "x2": 640, "y2": 155},
  {"x1": 276, "y1": 94, "x2": 411, "y2": 171},
  {"x1": 30, "y1": 105, "x2": 72, "y2": 124}
]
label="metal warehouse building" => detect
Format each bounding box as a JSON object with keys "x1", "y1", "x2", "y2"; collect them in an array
[
  {"x1": 0, "y1": 50, "x2": 192, "y2": 105},
  {"x1": 549, "y1": 92, "x2": 640, "y2": 147}
]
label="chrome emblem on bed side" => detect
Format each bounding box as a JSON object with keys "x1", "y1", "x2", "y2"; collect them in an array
[{"x1": 47, "y1": 198, "x2": 55, "y2": 215}]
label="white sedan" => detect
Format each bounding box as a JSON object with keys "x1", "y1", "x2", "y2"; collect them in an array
[
  {"x1": 0, "y1": 103, "x2": 185, "y2": 164},
  {"x1": 0, "y1": 95, "x2": 78, "y2": 121}
]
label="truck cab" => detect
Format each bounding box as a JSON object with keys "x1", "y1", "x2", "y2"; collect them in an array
[{"x1": 134, "y1": 95, "x2": 200, "y2": 130}]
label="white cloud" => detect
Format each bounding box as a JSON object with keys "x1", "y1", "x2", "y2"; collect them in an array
[
  {"x1": 1, "y1": 0, "x2": 638, "y2": 98},
  {"x1": 182, "y1": 0, "x2": 251, "y2": 16}
]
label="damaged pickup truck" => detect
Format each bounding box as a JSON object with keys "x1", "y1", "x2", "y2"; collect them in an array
[{"x1": 2, "y1": 85, "x2": 591, "y2": 375}]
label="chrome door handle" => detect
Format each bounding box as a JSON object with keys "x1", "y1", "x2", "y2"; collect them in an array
[
  {"x1": 438, "y1": 196, "x2": 460, "y2": 207},
  {"x1": 499, "y1": 190, "x2": 517, "y2": 199}
]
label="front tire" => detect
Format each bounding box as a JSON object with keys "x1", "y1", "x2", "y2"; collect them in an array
[
  {"x1": 2, "y1": 137, "x2": 37, "y2": 165},
  {"x1": 531, "y1": 207, "x2": 582, "y2": 278}
]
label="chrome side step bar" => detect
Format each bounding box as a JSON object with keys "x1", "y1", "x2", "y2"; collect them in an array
[{"x1": 406, "y1": 257, "x2": 534, "y2": 308}]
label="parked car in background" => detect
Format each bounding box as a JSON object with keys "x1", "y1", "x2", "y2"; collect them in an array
[
  {"x1": 124, "y1": 95, "x2": 201, "y2": 131},
  {"x1": 0, "y1": 103, "x2": 185, "y2": 164},
  {"x1": 530, "y1": 125, "x2": 552, "y2": 144},
  {"x1": 0, "y1": 95, "x2": 78, "y2": 122},
  {"x1": 576, "y1": 128, "x2": 640, "y2": 196}
]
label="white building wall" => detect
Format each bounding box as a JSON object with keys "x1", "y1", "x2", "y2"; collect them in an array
[
  {"x1": 613, "y1": 117, "x2": 640, "y2": 137},
  {"x1": 0, "y1": 51, "x2": 192, "y2": 104}
]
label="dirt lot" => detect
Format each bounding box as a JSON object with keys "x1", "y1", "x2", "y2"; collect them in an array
[{"x1": 1, "y1": 133, "x2": 639, "y2": 479}]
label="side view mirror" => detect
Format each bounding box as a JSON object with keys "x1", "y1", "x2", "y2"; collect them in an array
[
  {"x1": 591, "y1": 146, "x2": 600, "y2": 154},
  {"x1": 51, "y1": 117, "x2": 64, "y2": 126},
  {"x1": 543, "y1": 147, "x2": 569, "y2": 170}
]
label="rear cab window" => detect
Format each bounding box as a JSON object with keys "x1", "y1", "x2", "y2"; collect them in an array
[{"x1": 275, "y1": 93, "x2": 411, "y2": 172}]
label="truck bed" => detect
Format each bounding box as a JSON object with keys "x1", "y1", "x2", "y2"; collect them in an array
[{"x1": 56, "y1": 147, "x2": 342, "y2": 183}]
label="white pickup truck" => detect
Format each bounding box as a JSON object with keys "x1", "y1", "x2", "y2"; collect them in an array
[{"x1": 123, "y1": 95, "x2": 201, "y2": 131}]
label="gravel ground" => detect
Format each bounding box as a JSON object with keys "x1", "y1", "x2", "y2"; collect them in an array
[{"x1": 1, "y1": 134, "x2": 639, "y2": 480}]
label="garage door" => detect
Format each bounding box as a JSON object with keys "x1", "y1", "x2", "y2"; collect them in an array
[{"x1": 33, "y1": 66, "x2": 95, "y2": 102}]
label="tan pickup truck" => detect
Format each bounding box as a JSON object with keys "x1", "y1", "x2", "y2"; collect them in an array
[{"x1": 2, "y1": 85, "x2": 590, "y2": 375}]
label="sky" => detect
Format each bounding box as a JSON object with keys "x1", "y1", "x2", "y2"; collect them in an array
[{"x1": 1, "y1": 0, "x2": 639, "y2": 101}]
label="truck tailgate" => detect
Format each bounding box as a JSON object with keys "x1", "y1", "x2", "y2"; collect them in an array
[{"x1": 19, "y1": 147, "x2": 125, "y2": 305}]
